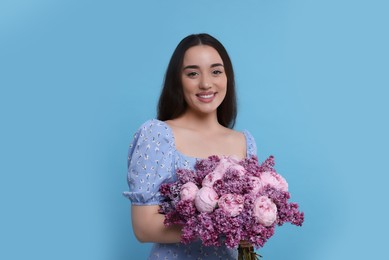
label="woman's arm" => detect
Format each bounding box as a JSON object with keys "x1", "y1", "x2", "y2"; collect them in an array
[{"x1": 131, "y1": 205, "x2": 182, "y2": 243}]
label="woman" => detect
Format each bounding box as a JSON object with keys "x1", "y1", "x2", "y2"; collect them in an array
[{"x1": 124, "y1": 33, "x2": 257, "y2": 259}]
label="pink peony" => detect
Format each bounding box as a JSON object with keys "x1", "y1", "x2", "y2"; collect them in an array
[
  {"x1": 202, "y1": 156, "x2": 246, "y2": 187},
  {"x1": 248, "y1": 176, "x2": 263, "y2": 195},
  {"x1": 180, "y1": 182, "x2": 199, "y2": 201},
  {"x1": 195, "y1": 187, "x2": 219, "y2": 213},
  {"x1": 253, "y1": 196, "x2": 277, "y2": 226},
  {"x1": 218, "y1": 194, "x2": 244, "y2": 217},
  {"x1": 260, "y1": 171, "x2": 288, "y2": 192}
]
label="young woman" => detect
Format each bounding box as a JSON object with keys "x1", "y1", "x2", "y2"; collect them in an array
[{"x1": 124, "y1": 33, "x2": 257, "y2": 259}]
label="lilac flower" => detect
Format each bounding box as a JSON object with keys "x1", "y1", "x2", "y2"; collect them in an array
[
  {"x1": 258, "y1": 155, "x2": 276, "y2": 172},
  {"x1": 181, "y1": 217, "x2": 198, "y2": 244},
  {"x1": 176, "y1": 169, "x2": 198, "y2": 184},
  {"x1": 240, "y1": 155, "x2": 262, "y2": 177},
  {"x1": 194, "y1": 155, "x2": 220, "y2": 182},
  {"x1": 159, "y1": 183, "x2": 172, "y2": 198},
  {"x1": 176, "y1": 200, "x2": 196, "y2": 218}
]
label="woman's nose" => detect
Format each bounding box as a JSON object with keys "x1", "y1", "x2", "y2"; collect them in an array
[
  {"x1": 199, "y1": 77, "x2": 212, "y2": 89},
  {"x1": 200, "y1": 83, "x2": 211, "y2": 90}
]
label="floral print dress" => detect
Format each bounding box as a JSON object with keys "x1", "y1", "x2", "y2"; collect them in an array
[{"x1": 124, "y1": 119, "x2": 257, "y2": 259}]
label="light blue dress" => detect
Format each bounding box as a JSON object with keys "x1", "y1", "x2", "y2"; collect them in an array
[{"x1": 124, "y1": 119, "x2": 257, "y2": 259}]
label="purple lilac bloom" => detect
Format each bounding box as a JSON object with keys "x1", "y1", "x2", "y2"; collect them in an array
[
  {"x1": 194, "y1": 155, "x2": 220, "y2": 182},
  {"x1": 176, "y1": 169, "x2": 198, "y2": 184},
  {"x1": 159, "y1": 183, "x2": 172, "y2": 198},
  {"x1": 241, "y1": 155, "x2": 263, "y2": 177},
  {"x1": 181, "y1": 217, "x2": 198, "y2": 244},
  {"x1": 164, "y1": 210, "x2": 185, "y2": 226},
  {"x1": 176, "y1": 200, "x2": 196, "y2": 218},
  {"x1": 258, "y1": 155, "x2": 276, "y2": 173},
  {"x1": 197, "y1": 213, "x2": 220, "y2": 246},
  {"x1": 213, "y1": 169, "x2": 253, "y2": 196}
]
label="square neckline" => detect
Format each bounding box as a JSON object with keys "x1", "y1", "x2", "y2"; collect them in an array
[{"x1": 155, "y1": 119, "x2": 251, "y2": 160}]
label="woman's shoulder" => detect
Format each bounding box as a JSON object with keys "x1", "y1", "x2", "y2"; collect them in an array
[
  {"x1": 217, "y1": 127, "x2": 256, "y2": 158},
  {"x1": 133, "y1": 119, "x2": 171, "y2": 137},
  {"x1": 223, "y1": 127, "x2": 257, "y2": 156},
  {"x1": 222, "y1": 128, "x2": 244, "y2": 141},
  {"x1": 222, "y1": 127, "x2": 250, "y2": 139},
  {"x1": 130, "y1": 119, "x2": 174, "y2": 148},
  {"x1": 136, "y1": 119, "x2": 168, "y2": 131}
]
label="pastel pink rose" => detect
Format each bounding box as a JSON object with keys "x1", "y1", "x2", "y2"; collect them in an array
[
  {"x1": 202, "y1": 156, "x2": 246, "y2": 187},
  {"x1": 218, "y1": 194, "x2": 244, "y2": 217},
  {"x1": 253, "y1": 196, "x2": 277, "y2": 226},
  {"x1": 248, "y1": 176, "x2": 263, "y2": 195},
  {"x1": 194, "y1": 187, "x2": 219, "y2": 213},
  {"x1": 260, "y1": 171, "x2": 288, "y2": 192},
  {"x1": 180, "y1": 182, "x2": 199, "y2": 201}
]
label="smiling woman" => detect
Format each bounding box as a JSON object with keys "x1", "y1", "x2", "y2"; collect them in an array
[
  {"x1": 157, "y1": 33, "x2": 237, "y2": 129},
  {"x1": 123, "y1": 34, "x2": 255, "y2": 259},
  {"x1": 181, "y1": 45, "x2": 227, "y2": 116}
]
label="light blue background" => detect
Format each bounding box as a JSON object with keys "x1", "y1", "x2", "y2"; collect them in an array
[{"x1": 1, "y1": 0, "x2": 388, "y2": 259}]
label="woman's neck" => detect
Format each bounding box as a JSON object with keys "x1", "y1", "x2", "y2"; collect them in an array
[{"x1": 170, "y1": 110, "x2": 223, "y2": 132}]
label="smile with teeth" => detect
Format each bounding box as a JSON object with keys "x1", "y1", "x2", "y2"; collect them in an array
[
  {"x1": 197, "y1": 93, "x2": 215, "y2": 99},
  {"x1": 198, "y1": 94, "x2": 215, "y2": 98}
]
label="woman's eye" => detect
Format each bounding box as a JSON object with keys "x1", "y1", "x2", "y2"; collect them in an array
[
  {"x1": 187, "y1": 72, "x2": 198, "y2": 78},
  {"x1": 212, "y1": 70, "x2": 223, "y2": 75}
]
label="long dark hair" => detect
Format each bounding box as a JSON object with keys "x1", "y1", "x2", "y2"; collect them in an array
[{"x1": 157, "y1": 33, "x2": 237, "y2": 128}]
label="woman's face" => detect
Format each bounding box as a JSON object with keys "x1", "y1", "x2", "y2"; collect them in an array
[{"x1": 181, "y1": 45, "x2": 227, "y2": 116}]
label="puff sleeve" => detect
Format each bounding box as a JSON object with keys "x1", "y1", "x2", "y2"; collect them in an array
[{"x1": 123, "y1": 119, "x2": 175, "y2": 205}]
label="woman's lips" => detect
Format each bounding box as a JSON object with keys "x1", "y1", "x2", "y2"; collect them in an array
[{"x1": 196, "y1": 92, "x2": 216, "y2": 103}]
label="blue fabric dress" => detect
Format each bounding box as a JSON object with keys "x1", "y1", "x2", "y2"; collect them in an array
[{"x1": 123, "y1": 119, "x2": 257, "y2": 260}]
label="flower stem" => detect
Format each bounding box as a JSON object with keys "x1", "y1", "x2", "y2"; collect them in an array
[{"x1": 237, "y1": 245, "x2": 262, "y2": 260}]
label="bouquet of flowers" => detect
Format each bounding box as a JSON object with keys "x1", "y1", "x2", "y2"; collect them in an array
[{"x1": 159, "y1": 155, "x2": 304, "y2": 259}]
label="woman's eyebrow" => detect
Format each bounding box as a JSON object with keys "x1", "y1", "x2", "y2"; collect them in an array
[
  {"x1": 182, "y1": 65, "x2": 199, "y2": 70},
  {"x1": 183, "y1": 63, "x2": 224, "y2": 70},
  {"x1": 210, "y1": 63, "x2": 224, "y2": 68}
]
